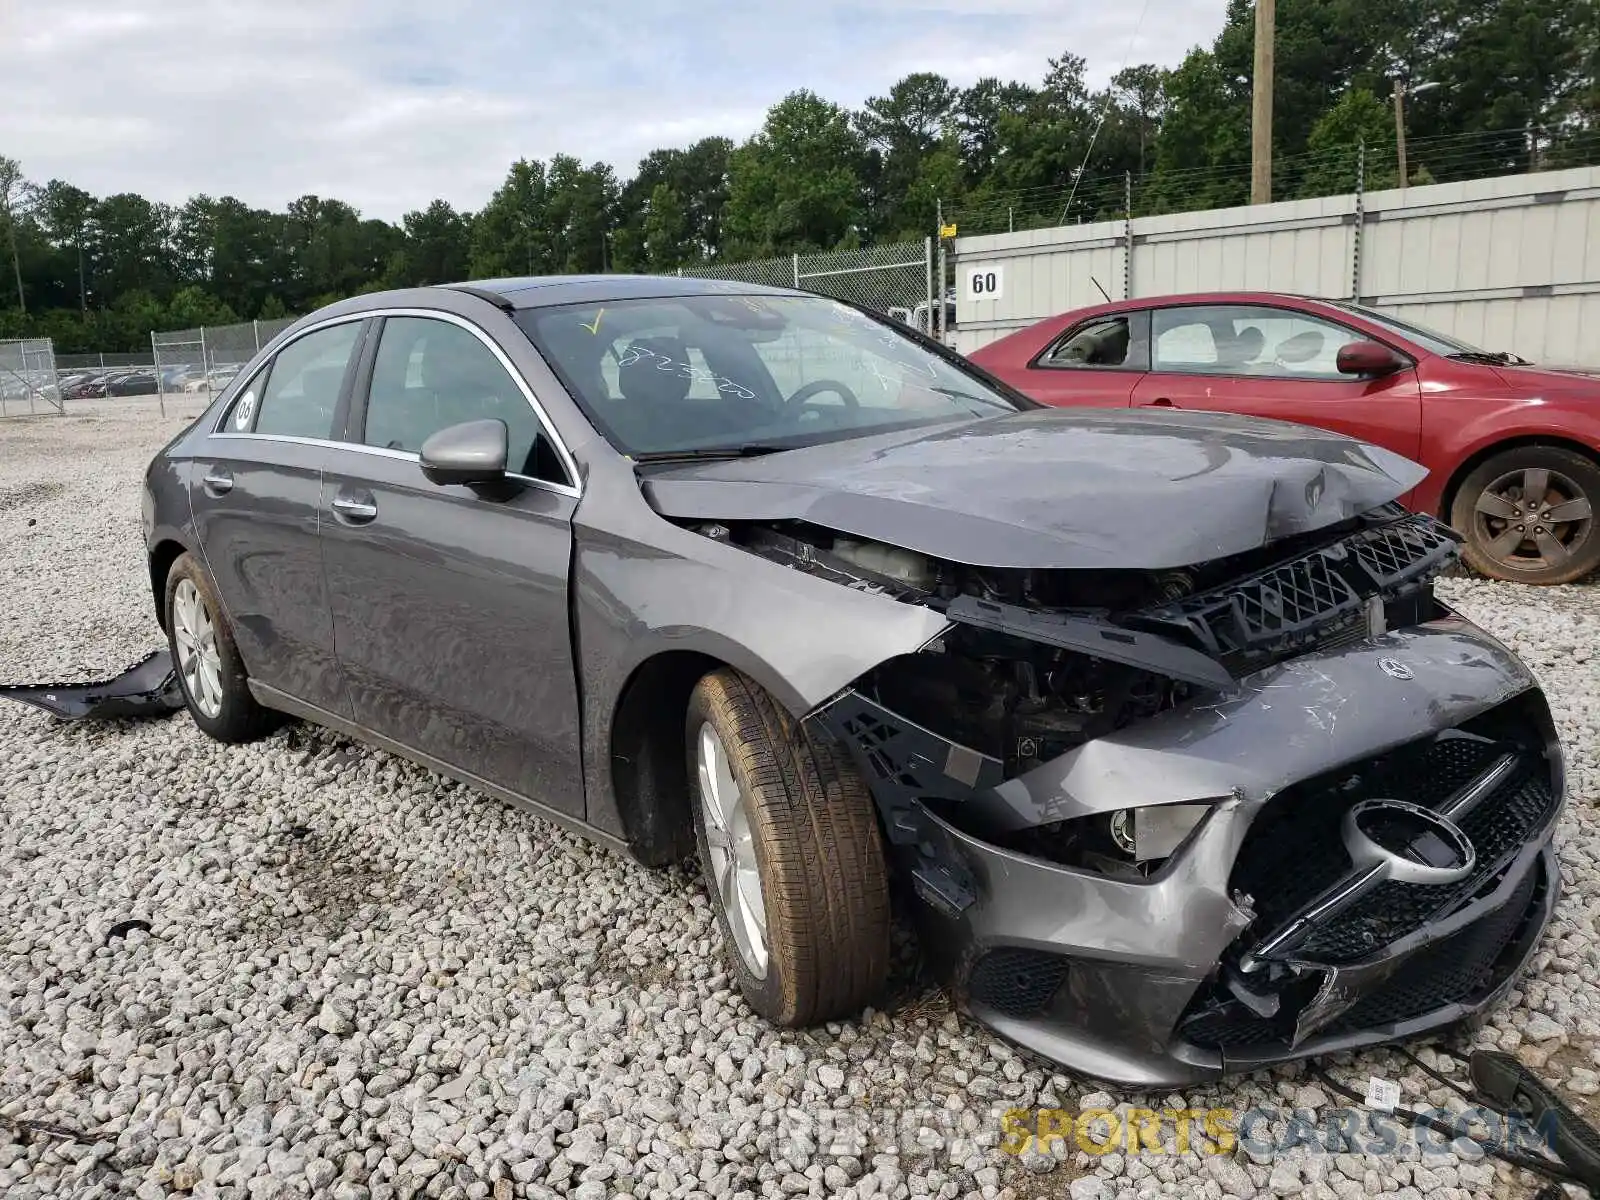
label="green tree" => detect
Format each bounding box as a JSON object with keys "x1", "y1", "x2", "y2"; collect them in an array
[
  {"x1": 28, "y1": 179, "x2": 95, "y2": 312},
  {"x1": 0, "y1": 156, "x2": 27, "y2": 312},
  {"x1": 1298, "y1": 88, "x2": 1398, "y2": 196},
  {"x1": 641, "y1": 183, "x2": 692, "y2": 271},
  {"x1": 164, "y1": 285, "x2": 239, "y2": 329},
  {"x1": 954, "y1": 78, "x2": 1036, "y2": 182},
  {"x1": 393, "y1": 200, "x2": 472, "y2": 286},
  {"x1": 471, "y1": 159, "x2": 550, "y2": 277},
  {"x1": 723, "y1": 90, "x2": 868, "y2": 257},
  {"x1": 856, "y1": 72, "x2": 959, "y2": 238}
]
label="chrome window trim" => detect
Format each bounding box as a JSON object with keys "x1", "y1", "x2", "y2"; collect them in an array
[
  {"x1": 207, "y1": 432, "x2": 582, "y2": 499},
  {"x1": 209, "y1": 313, "x2": 367, "y2": 437},
  {"x1": 206, "y1": 307, "x2": 584, "y2": 497}
]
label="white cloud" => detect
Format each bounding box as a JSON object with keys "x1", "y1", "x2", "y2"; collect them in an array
[{"x1": 0, "y1": 0, "x2": 1224, "y2": 221}]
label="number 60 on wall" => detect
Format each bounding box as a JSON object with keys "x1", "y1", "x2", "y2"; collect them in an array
[{"x1": 964, "y1": 265, "x2": 1004, "y2": 301}]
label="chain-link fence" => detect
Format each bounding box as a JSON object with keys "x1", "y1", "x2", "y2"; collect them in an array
[
  {"x1": 0, "y1": 339, "x2": 62, "y2": 417},
  {"x1": 683, "y1": 240, "x2": 941, "y2": 337},
  {"x1": 150, "y1": 317, "x2": 295, "y2": 408}
]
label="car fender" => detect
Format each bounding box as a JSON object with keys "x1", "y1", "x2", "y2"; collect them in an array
[
  {"x1": 1421, "y1": 400, "x2": 1600, "y2": 516},
  {"x1": 569, "y1": 456, "x2": 950, "y2": 840}
]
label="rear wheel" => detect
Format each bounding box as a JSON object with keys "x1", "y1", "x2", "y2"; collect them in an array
[
  {"x1": 1451, "y1": 446, "x2": 1600, "y2": 585},
  {"x1": 685, "y1": 668, "x2": 891, "y2": 1026},
  {"x1": 164, "y1": 553, "x2": 279, "y2": 743}
]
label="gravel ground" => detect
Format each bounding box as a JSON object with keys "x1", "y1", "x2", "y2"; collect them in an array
[{"x1": 1, "y1": 397, "x2": 1597, "y2": 1200}]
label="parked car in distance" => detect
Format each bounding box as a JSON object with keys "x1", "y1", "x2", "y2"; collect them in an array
[
  {"x1": 105, "y1": 370, "x2": 160, "y2": 397},
  {"x1": 969, "y1": 292, "x2": 1600, "y2": 585},
  {"x1": 138, "y1": 275, "x2": 1564, "y2": 1085}
]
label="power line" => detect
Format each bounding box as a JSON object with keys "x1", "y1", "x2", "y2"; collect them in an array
[{"x1": 1056, "y1": 0, "x2": 1156, "y2": 225}]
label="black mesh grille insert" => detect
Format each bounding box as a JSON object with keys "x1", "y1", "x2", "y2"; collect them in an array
[
  {"x1": 966, "y1": 949, "x2": 1070, "y2": 1019},
  {"x1": 1292, "y1": 770, "x2": 1555, "y2": 962},
  {"x1": 1229, "y1": 720, "x2": 1556, "y2": 963},
  {"x1": 1330, "y1": 863, "x2": 1546, "y2": 1031},
  {"x1": 1182, "y1": 856, "x2": 1548, "y2": 1052}
]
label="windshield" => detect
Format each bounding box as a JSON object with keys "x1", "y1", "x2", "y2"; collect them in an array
[
  {"x1": 1324, "y1": 301, "x2": 1491, "y2": 357},
  {"x1": 515, "y1": 292, "x2": 1023, "y2": 457}
]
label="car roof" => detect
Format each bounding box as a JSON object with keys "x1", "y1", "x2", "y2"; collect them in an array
[
  {"x1": 445, "y1": 273, "x2": 805, "y2": 310},
  {"x1": 1042, "y1": 291, "x2": 1362, "y2": 321}
]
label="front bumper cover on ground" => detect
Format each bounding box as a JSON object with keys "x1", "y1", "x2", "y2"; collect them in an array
[
  {"x1": 0, "y1": 649, "x2": 184, "y2": 720},
  {"x1": 817, "y1": 614, "x2": 1565, "y2": 1087}
]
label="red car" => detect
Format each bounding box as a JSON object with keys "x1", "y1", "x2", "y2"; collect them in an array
[{"x1": 969, "y1": 292, "x2": 1600, "y2": 585}]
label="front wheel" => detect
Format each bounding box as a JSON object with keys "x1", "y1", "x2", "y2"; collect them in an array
[
  {"x1": 685, "y1": 669, "x2": 890, "y2": 1026},
  {"x1": 1450, "y1": 446, "x2": 1600, "y2": 585}
]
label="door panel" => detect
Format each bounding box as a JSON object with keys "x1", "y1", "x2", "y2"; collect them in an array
[
  {"x1": 318, "y1": 450, "x2": 584, "y2": 815},
  {"x1": 190, "y1": 437, "x2": 348, "y2": 713},
  {"x1": 188, "y1": 319, "x2": 368, "y2": 715},
  {"x1": 318, "y1": 313, "x2": 585, "y2": 816},
  {"x1": 1131, "y1": 304, "x2": 1424, "y2": 461}
]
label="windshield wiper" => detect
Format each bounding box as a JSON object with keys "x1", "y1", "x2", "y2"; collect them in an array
[
  {"x1": 629, "y1": 444, "x2": 792, "y2": 464},
  {"x1": 926, "y1": 385, "x2": 1010, "y2": 416},
  {"x1": 1447, "y1": 350, "x2": 1522, "y2": 366}
]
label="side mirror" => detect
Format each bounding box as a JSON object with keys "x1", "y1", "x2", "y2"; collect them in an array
[
  {"x1": 419, "y1": 418, "x2": 508, "y2": 486},
  {"x1": 1337, "y1": 340, "x2": 1406, "y2": 377}
]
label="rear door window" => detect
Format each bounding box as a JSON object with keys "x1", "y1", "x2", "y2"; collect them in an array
[
  {"x1": 1040, "y1": 316, "x2": 1136, "y2": 369},
  {"x1": 250, "y1": 322, "x2": 363, "y2": 439}
]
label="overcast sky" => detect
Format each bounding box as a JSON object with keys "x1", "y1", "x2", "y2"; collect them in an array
[{"x1": 1, "y1": 0, "x2": 1225, "y2": 222}]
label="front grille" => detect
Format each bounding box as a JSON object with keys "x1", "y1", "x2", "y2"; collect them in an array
[
  {"x1": 1181, "y1": 855, "x2": 1548, "y2": 1052},
  {"x1": 1178, "y1": 693, "x2": 1557, "y2": 1055},
  {"x1": 1229, "y1": 709, "x2": 1557, "y2": 963},
  {"x1": 1135, "y1": 513, "x2": 1458, "y2": 670},
  {"x1": 1329, "y1": 863, "x2": 1546, "y2": 1031},
  {"x1": 1291, "y1": 767, "x2": 1555, "y2": 962},
  {"x1": 966, "y1": 948, "x2": 1070, "y2": 1019}
]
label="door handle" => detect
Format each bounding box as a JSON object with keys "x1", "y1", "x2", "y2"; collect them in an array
[
  {"x1": 1140, "y1": 397, "x2": 1176, "y2": 407},
  {"x1": 201, "y1": 470, "x2": 234, "y2": 495},
  {"x1": 330, "y1": 493, "x2": 378, "y2": 524}
]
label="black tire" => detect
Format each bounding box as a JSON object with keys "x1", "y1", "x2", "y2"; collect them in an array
[
  {"x1": 685, "y1": 668, "x2": 890, "y2": 1026},
  {"x1": 1450, "y1": 445, "x2": 1600, "y2": 585},
  {"x1": 163, "y1": 552, "x2": 279, "y2": 743}
]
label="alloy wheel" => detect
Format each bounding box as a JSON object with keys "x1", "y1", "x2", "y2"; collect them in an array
[
  {"x1": 172, "y1": 578, "x2": 224, "y2": 719},
  {"x1": 696, "y1": 721, "x2": 769, "y2": 978},
  {"x1": 1472, "y1": 466, "x2": 1594, "y2": 574}
]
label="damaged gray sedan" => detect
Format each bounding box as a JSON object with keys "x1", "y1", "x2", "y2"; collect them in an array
[{"x1": 132, "y1": 275, "x2": 1564, "y2": 1085}]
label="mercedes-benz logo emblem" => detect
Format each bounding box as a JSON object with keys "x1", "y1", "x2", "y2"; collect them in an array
[
  {"x1": 1378, "y1": 657, "x2": 1414, "y2": 680},
  {"x1": 1341, "y1": 798, "x2": 1475, "y2": 885}
]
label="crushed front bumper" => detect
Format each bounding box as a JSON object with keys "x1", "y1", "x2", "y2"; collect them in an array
[{"x1": 817, "y1": 614, "x2": 1565, "y2": 1087}]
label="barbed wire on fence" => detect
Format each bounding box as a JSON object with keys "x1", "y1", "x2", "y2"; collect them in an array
[{"x1": 944, "y1": 125, "x2": 1600, "y2": 238}]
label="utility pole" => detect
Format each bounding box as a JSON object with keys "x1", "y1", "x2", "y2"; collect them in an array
[
  {"x1": 1393, "y1": 80, "x2": 1438, "y2": 189},
  {"x1": 1250, "y1": 0, "x2": 1275, "y2": 204},
  {"x1": 1393, "y1": 84, "x2": 1409, "y2": 188}
]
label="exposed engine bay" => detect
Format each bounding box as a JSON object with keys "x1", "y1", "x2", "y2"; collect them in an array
[{"x1": 691, "y1": 501, "x2": 1462, "y2": 883}]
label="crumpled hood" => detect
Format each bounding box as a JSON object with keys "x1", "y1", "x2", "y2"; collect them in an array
[{"x1": 641, "y1": 408, "x2": 1428, "y2": 570}]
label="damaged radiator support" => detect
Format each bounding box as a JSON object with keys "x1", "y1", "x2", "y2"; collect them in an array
[{"x1": 812, "y1": 689, "x2": 1003, "y2": 916}]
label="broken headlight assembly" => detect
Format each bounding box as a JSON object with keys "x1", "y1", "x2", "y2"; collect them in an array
[{"x1": 977, "y1": 799, "x2": 1222, "y2": 879}]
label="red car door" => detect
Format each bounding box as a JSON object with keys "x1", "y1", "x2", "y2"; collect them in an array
[
  {"x1": 1128, "y1": 303, "x2": 1423, "y2": 463},
  {"x1": 985, "y1": 311, "x2": 1147, "y2": 407}
]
